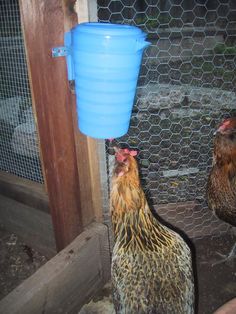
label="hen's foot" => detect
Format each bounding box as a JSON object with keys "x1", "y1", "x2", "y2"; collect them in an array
[{"x1": 212, "y1": 243, "x2": 236, "y2": 266}]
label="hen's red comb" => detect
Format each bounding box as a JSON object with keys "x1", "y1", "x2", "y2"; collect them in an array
[
  {"x1": 115, "y1": 147, "x2": 138, "y2": 162},
  {"x1": 122, "y1": 148, "x2": 138, "y2": 157},
  {"x1": 217, "y1": 118, "x2": 233, "y2": 133}
]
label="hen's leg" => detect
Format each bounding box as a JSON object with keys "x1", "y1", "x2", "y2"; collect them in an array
[{"x1": 212, "y1": 242, "x2": 236, "y2": 266}]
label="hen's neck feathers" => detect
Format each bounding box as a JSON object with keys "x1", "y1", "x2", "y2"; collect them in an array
[
  {"x1": 111, "y1": 157, "x2": 175, "y2": 251},
  {"x1": 213, "y1": 133, "x2": 236, "y2": 166},
  {"x1": 213, "y1": 133, "x2": 236, "y2": 184}
]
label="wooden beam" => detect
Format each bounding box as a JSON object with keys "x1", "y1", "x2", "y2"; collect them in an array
[
  {"x1": 62, "y1": 0, "x2": 104, "y2": 226},
  {"x1": 0, "y1": 223, "x2": 110, "y2": 314},
  {"x1": 19, "y1": 0, "x2": 83, "y2": 251},
  {"x1": 74, "y1": 0, "x2": 98, "y2": 23},
  {"x1": 87, "y1": 138, "x2": 104, "y2": 222},
  {"x1": 0, "y1": 171, "x2": 50, "y2": 213}
]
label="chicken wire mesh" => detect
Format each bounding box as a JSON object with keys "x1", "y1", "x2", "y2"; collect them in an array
[
  {"x1": 0, "y1": 0, "x2": 43, "y2": 183},
  {"x1": 98, "y1": 0, "x2": 236, "y2": 239}
]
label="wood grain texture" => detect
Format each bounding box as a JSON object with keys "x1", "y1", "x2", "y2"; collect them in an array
[
  {"x1": 74, "y1": 0, "x2": 97, "y2": 23},
  {"x1": 0, "y1": 223, "x2": 110, "y2": 314},
  {"x1": 19, "y1": 0, "x2": 83, "y2": 250},
  {"x1": 87, "y1": 138, "x2": 103, "y2": 222},
  {"x1": 63, "y1": 0, "x2": 104, "y2": 226},
  {"x1": 0, "y1": 171, "x2": 50, "y2": 213}
]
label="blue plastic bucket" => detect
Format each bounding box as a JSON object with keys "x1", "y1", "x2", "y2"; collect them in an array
[{"x1": 66, "y1": 22, "x2": 150, "y2": 139}]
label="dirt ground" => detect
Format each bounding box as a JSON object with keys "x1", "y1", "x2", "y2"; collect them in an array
[
  {"x1": 0, "y1": 223, "x2": 48, "y2": 301},
  {"x1": 0, "y1": 223, "x2": 235, "y2": 314},
  {"x1": 194, "y1": 232, "x2": 236, "y2": 314}
]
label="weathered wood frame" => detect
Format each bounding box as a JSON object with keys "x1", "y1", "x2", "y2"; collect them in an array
[
  {"x1": 0, "y1": 223, "x2": 111, "y2": 314},
  {"x1": 0, "y1": 1, "x2": 111, "y2": 309},
  {"x1": 2, "y1": 0, "x2": 104, "y2": 252},
  {"x1": 0, "y1": 171, "x2": 49, "y2": 213}
]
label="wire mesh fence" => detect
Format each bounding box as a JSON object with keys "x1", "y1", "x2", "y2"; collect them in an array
[
  {"x1": 0, "y1": 0, "x2": 43, "y2": 183},
  {"x1": 98, "y1": 0, "x2": 236, "y2": 238}
]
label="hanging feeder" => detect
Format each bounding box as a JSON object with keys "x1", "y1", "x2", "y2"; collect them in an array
[{"x1": 53, "y1": 22, "x2": 150, "y2": 139}]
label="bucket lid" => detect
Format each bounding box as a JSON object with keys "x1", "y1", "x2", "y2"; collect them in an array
[{"x1": 73, "y1": 22, "x2": 145, "y2": 37}]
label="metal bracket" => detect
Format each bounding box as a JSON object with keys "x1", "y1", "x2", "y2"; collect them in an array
[
  {"x1": 52, "y1": 31, "x2": 74, "y2": 81},
  {"x1": 52, "y1": 46, "x2": 70, "y2": 58}
]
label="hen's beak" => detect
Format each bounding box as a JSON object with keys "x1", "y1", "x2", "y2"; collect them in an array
[
  {"x1": 213, "y1": 126, "x2": 222, "y2": 136},
  {"x1": 113, "y1": 146, "x2": 120, "y2": 153}
]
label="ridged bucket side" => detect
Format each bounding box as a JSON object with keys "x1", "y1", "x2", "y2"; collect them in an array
[
  {"x1": 74, "y1": 51, "x2": 143, "y2": 138},
  {"x1": 70, "y1": 23, "x2": 149, "y2": 138}
]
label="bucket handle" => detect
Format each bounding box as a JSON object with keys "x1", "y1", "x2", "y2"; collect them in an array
[
  {"x1": 136, "y1": 39, "x2": 151, "y2": 52},
  {"x1": 64, "y1": 31, "x2": 74, "y2": 81}
]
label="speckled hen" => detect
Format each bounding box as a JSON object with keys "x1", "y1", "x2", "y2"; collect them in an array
[
  {"x1": 207, "y1": 117, "x2": 236, "y2": 263},
  {"x1": 110, "y1": 147, "x2": 195, "y2": 314}
]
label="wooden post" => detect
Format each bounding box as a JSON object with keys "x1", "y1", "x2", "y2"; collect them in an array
[
  {"x1": 19, "y1": 0, "x2": 84, "y2": 251},
  {"x1": 74, "y1": 0, "x2": 98, "y2": 22},
  {"x1": 63, "y1": 0, "x2": 104, "y2": 225}
]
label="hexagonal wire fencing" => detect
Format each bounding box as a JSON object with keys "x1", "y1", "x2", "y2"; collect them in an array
[
  {"x1": 0, "y1": 0, "x2": 43, "y2": 183},
  {"x1": 97, "y1": 0, "x2": 236, "y2": 239}
]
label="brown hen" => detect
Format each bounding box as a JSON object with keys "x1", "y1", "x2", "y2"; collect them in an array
[
  {"x1": 207, "y1": 117, "x2": 236, "y2": 262},
  {"x1": 110, "y1": 147, "x2": 195, "y2": 314}
]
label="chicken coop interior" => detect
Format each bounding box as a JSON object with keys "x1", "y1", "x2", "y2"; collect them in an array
[{"x1": 0, "y1": 0, "x2": 236, "y2": 313}]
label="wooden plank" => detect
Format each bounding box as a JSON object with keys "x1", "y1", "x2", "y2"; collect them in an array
[
  {"x1": 74, "y1": 0, "x2": 104, "y2": 224},
  {"x1": 74, "y1": 0, "x2": 97, "y2": 22},
  {"x1": 76, "y1": 0, "x2": 105, "y2": 224},
  {"x1": 87, "y1": 138, "x2": 103, "y2": 222},
  {"x1": 19, "y1": 0, "x2": 83, "y2": 250},
  {"x1": 0, "y1": 223, "x2": 110, "y2": 314},
  {"x1": 61, "y1": 0, "x2": 95, "y2": 227},
  {"x1": 0, "y1": 171, "x2": 50, "y2": 213},
  {"x1": 62, "y1": 0, "x2": 104, "y2": 226},
  {"x1": 0, "y1": 194, "x2": 56, "y2": 258}
]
